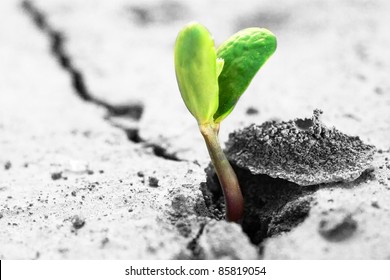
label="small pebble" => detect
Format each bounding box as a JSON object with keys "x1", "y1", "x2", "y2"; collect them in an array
[
  {"x1": 246, "y1": 107, "x2": 259, "y2": 115},
  {"x1": 4, "y1": 161, "x2": 12, "y2": 170},
  {"x1": 71, "y1": 215, "x2": 85, "y2": 230},
  {"x1": 371, "y1": 201, "x2": 380, "y2": 209},
  {"x1": 148, "y1": 176, "x2": 159, "y2": 187},
  {"x1": 51, "y1": 172, "x2": 62, "y2": 180},
  {"x1": 318, "y1": 213, "x2": 357, "y2": 242}
]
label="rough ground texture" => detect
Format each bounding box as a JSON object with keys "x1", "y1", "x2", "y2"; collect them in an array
[
  {"x1": 1, "y1": 0, "x2": 390, "y2": 259},
  {"x1": 225, "y1": 109, "x2": 376, "y2": 185}
]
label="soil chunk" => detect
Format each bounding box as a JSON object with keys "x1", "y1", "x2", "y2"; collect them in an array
[
  {"x1": 70, "y1": 215, "x2": 85, "y2": 230},
  {"x1": 318, "y1": 212, "x2": 358, "y2": 242},
  {"x1": 51, "y1": 172, "x2": 62, "y2": 180},
  {"x1": 225, "y1": 110, "x2": 376, "y2": 185},
  {"x1": 4, "y1": 161, "x2": 12, "y2": 170},
  {"x1": 148, "y1": 176, "x2": 159, "y2": 187}
]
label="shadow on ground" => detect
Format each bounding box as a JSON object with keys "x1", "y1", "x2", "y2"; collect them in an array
[{"x1": 204, "y1": 162, "x2": 375, "y2": 251}]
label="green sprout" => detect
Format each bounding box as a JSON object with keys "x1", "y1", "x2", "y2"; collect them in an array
[{"x1": 174, "y1": 22, "x2": 277, "y2": 222}]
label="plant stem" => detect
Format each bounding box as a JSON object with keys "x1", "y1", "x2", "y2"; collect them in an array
[{"x1": 199, "y1": 123, "x2": 244, "y2": 222}]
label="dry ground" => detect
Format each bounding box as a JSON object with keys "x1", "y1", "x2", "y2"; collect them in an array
[{"x1": 1, "y1": 0, "x2": 389, "y2": 259}]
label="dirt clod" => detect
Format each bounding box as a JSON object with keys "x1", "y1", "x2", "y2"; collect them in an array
[
  {"x1": 225, "y1": 110, "x2": 376, "y2": 185},
  {"x1": 101, "y1": 237, "x2": 109, "y2": 248},
  {"x1": 246, "y1": 107, "x2": 259, "y2": 115},
  {"x1": 4, "y1": 161, "x2": 12, "y2": 170},
  {"x1": 371, "y1": 201, "x2": 380, "y2": 209},
  {"x1": 51, "y1": 172, "x2": 62, "y2": 180},
  {"x1": 148, "y1": 176, "x2": 159, "y2": 187},
  {"x1": 267, "y1": 196, "x2": 314, "y2": 236},
  {"x1": 70, "y1": 215, "x2": 85, "y2": 230},
  {"x1": 318, "y1": 212, "x2": 357, "y2": 242},
  {"x1": 198, "y1": 221, "x2": 258, "y2": 260}
]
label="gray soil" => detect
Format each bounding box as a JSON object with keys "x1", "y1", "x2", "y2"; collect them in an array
[
  {"x1": 1, "y1": 0, "x2": 390, "y2": 259},
  {"x1": 225, "y1": 109, "x2": 376, "y2": 185}
]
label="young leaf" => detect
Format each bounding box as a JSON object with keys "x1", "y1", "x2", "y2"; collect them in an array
[
  {"x1": 213, "y1": 28, "x2": 277, "y2": 123},
  {"x1": 174, "y1": 22, "x2": 219, "y2": 125}
]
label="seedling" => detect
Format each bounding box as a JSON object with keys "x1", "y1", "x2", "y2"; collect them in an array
[{"x1": 174, "y1": 22, "x2": 276, "y2": 222}]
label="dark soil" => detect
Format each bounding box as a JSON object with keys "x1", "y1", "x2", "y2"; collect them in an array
[
  {"x1": 148, "y1": 176, "x2": 159, "y2": 187},
  {"x1": 318, "y1": 212, "x2": 358, "y2": 242},
  {"x1": 205, "y1": 163, "x2": 319, "y2": 245}
]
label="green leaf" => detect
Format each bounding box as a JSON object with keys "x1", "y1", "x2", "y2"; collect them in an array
[
  {"x1": 213, "y1": 28, "x2": 277, "y2": 123},
  {"x1": 174, "y1": 22, "x2": 219, "y2": 125}
]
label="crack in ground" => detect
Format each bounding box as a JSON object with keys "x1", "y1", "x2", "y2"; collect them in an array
[
  {"x1": 185, "y1": 222, "x2": 206, "y2": 259},
  {"x1": 21, "y1": 0, "x2": 142, "y2": 116},
  {"x1": 21, "y1": 0, "x2": 183, "y2": 162},
  {"x1": 107, "y1": 120, "x2": 180, "y2": 161},
  {"x1": 145, "y1": 143, "x2": 181, "y2": 162}
]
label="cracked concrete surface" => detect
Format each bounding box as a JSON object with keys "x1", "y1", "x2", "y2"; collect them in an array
[{"x1": 1, "y1": 0, "x2": 390, "y2": 259}]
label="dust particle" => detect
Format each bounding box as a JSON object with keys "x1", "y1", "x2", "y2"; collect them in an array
[
  {"x1": 101, "y1": 237, "x2": 109, "y2": 248},
  {"x1": 58, "y1": 248, "x2": 69, "y2": 254}
]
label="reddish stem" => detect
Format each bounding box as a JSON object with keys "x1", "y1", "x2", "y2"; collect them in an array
[{"x1": 200, "y1": 123, "x2": 244, "y2": 222}]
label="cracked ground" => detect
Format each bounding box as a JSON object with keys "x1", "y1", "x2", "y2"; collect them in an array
[{"x1": 1, "y1": 0, "x2": 390, "y2": 259}]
